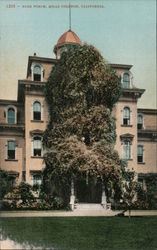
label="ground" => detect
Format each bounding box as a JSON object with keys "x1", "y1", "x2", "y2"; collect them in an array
[{"x1": 1, "y1": 217, "x2": 157, "y2": 250}]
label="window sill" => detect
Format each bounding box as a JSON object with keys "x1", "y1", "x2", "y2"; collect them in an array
[
  {"x1": 31, "y1": 120, "x2": 44, "y2": 123},
  {"x1": 31, "y1": 156, "x2": 43, "y2": 159},
  {"x1": 5, "y1": 159, "x2": 18, "y2": 162},
  {"x1": 123, "y1": 158, "x2": 133, "y2": 161},
  {"x1": 121, "y1": 125, "x2": 133, "y2": 127},
  {"x1": 137, "y1": 162, "x2": 145, "y2": 165}
]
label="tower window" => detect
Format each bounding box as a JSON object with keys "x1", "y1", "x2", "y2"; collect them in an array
[
  {"x1": 123, "y1": 107, "x2": 130, "y2": 125},
  {"x1": 137, "y1": 115, "x2": 143, "y2": 129},
  {"x1": 137, "y1": 145, "x2": 143, "y2": 163},
  {"x1": 33, "y1": 65, "x2": 41, "y2": 81},
  {"x1": 123, "y1": 73, "x2": 130, "y2": 88},
  {"x1": 7, "y1": 141, "x2": 16, "y2": 160},
  {"x1": 33, "y1": 101, "x2": 41, "y2": 120},
  {"x1": 8, "y1": 108, "x2": 15, "y2": 124},
  {"x1": 33, "y1": 136, "x2": 42, "y2": 157}
]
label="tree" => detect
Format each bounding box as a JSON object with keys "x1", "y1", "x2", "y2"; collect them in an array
[
  {"x1": 121, "y1": 170, "x2": 139, "y2": 218},
  {"x1": 43, "y1": 44, "x2": 125, "y2": 201},
  {"x1": 0, "y1": 169, "x2": 15, "y2": 200}
]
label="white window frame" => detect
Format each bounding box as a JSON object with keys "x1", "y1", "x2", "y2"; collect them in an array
[
  {"x1": 31, "y1": 63, "x2": 44, "y2": 82},
  {"x1": 137, "y1": 145, "x2": 144, "y2": 163},
  {"x1": 122, "y1": 106, "x2": 131, "y2": 125},
  {"x1": 6, "y1": 105, "x2": 17, "y2": 124},
  {"x1": 31, "y1": 135, "x2": 43, "y2": 157},
  {"x1": 5, "y1": 139, "x2": 17, "y2": 160},
  {"x1": 31, "y1": 100, "x2": 43, "y2": 121},
  {"x1": 121, "y1": 71, "x2": 133, "y2": 89},
  {"x1": 121, "y1": 138, "x2": 133, "y2": 160},
  {"x1": 137, "y1": 114, "x2": 144, "y2": 129}
]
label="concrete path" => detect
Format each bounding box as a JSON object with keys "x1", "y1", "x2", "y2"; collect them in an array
[{"x1": 1, "y1": 210, "x2": 157, "y2": 217}]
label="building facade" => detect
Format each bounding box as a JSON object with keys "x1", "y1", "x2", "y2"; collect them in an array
[{"x1": 0, "y1": 29, "x2": 157, "y2": 191}]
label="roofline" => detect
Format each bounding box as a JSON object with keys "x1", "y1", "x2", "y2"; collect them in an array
[
  {"x1": 122, "y1": 88, "x2": 145, "y2": 94},
  {"x1": 109, "y1": 63, "x2": 133, "y2": 70},
  {"x1": 27, "y1": 56, "x2": 57, "y2": 78},
  {"x1": 138, "y1": 108, "x2": 157, "y2": 114},
  {"x1": 0, "y1": 99, "x2": 23, "y2": 105}
]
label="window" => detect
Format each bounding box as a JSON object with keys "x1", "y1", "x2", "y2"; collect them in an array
[
  {"x1": 122, "y1": 140, "x2": 131, "y2": 160},
  {"x1": 137, "y1": 115, "x2": 143, "y2": 129},
  {"x1": 33, "y1": 136, "x2": 42, "y2": 157},
  {"x1": 33, "y1": 65, "x2": 41, "y2": 81},
  {"x1": 137, "y1": 145, "x2": 143, "y2": 163},
  {"x1": 33, "y1": 101, "x2": 41, "y2": 120},
  {"x1": 7, "y1": 141, "x2": 16, "y2": 160},
  {"x1": 33, "y1": 175, "x2": 42, "y2": 185},
  {"x1": 123, "y1": 107, "x2": 130, "y2": 125},
  {"x1": 8, "y1": 108, "x2": 15, "y2": 124},
  {"x1": 123, "y1": 73, "x2": 130, "y2": 88}
]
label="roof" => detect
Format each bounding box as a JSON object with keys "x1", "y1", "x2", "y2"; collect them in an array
[
  {"x1": 138, "y1": 108, "x2": 157, "y2": 114},
  {"x1": 109, "y1": 63, "x2": 133, "y2": 70},
  {"x1": 56, "y1": 29, "x2": 81, "y2": 46}
]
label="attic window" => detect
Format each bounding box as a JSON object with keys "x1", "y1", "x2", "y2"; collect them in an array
[
  {"x1": 33, "y1": 65, "x2": 41, "y2": 81},
  {"x1": 123, "y1": 73, "x2": 130, "y2": 88}
]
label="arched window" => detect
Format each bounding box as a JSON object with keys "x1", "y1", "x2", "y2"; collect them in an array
[
  {"x1": 137, "y1": 115, "x2": 143, "y2": 129},
  {"x1": 123, "y1": 107, "x2": 130, "y2": 125},
  {"x1": 33, "y1": 65, "x2": 41, "y2": 81},
  {"x1": 33, "y1": 136, "x2": 42, "y2": 157},
  {"x1": 33, "y1": 101, "x2": 41, "y2": 120},
  {"x1": 8, "y1": 108, "x2": 15, "y2": 124},
  {"x1": 123, "y1": 73, "x2": 130, "y2": 88}
]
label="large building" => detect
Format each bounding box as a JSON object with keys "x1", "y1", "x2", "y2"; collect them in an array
[{"x1": 0, "y1": 29, "x2": 157, "y2": 192}]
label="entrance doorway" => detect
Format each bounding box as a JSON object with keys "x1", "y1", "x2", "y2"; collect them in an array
[{"x1": 75, "y1": 177, "x2": 102, "y2": 203}]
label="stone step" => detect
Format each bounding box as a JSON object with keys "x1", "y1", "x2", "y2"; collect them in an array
[{"x1": 74, "y1": 203, "x2": 105, "y2": 210}]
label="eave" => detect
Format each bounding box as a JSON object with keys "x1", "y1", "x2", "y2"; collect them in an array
[
  {"x1": 109, "y1": 63, "x2": 133, "y2": 70},
  {"x1": 18, "y1": 80, "x2": 45, "y2": 101}
]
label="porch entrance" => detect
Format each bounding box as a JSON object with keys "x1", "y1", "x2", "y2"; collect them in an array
[{"x1": 75, "y1": 178, "x2": 102, "y2": 203}]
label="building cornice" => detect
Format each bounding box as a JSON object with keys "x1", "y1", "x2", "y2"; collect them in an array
[
  {"x1": 0, "y1": 123, "x2": 25, "y2": 136},
  {"x1": 138, "y1": 108, "x2": 157, "y2": 114},
  {"x1": 0, "y1": 99, "x2": 23, "y2": 106},
  {"x1": 138, "y1": 129, "x2": 157, "y2": 141},
  {"x1": 119, "y1": 88, "x2": 145, "y2": 101},
  {"x1": 109, "y1": 63, "x2": 133, "y2": 70},
  {"x1": 18, "y1": 80, "x2": 45, "y2": 101}
]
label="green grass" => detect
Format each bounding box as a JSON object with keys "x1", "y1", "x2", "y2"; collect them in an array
[{"x1": 1, "y1": 217, "x2": 157, "y2": 250}]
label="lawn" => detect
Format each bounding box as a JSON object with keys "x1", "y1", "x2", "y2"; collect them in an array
[{"x1": 0, "y1": 217, "x2": 157, "y2": 250}]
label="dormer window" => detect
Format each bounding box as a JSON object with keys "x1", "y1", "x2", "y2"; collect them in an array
[
  {"x1": 123, "y1": 73, "x2": 130, "y2": 88},
  {"x1": 137, "y1": 115, "x2": 143, "y2": 129},
  {"x1": 123, "y1": 107, "x2": 130, "y2": 125},
  {"x1": 33, "y1": 101, "x2": 41, "y2": 120},
  {"x1": 33, "y1": 65, "x2": 41, "y2": 81}
]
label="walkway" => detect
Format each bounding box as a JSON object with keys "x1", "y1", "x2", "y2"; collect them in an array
[{"x1": 1, "y1": 210, "x2": 157, "y2": 217}]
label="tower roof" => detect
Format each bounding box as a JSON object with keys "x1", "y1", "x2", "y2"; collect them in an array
[{"x1": 56, "y1": 29, "x2": 81, "y2": 46}]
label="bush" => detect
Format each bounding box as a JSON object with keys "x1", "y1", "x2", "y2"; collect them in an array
[{"x1": 0, "y1": 200, "x2": 11, "y2": 210}]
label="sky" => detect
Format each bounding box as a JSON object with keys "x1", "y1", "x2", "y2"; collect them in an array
[{"x1": 0, "y1": 0, "x2": 156, "y2": 108}]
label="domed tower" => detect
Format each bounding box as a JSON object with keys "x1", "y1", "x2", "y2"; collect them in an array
[{"x1": 54, "y1": 29, "x2": 82, "y2": 59}]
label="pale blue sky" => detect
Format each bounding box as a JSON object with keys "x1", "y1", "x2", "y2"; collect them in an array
[{"x1": 0, "y1": 0, "x2": 156, "y2": 108}]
